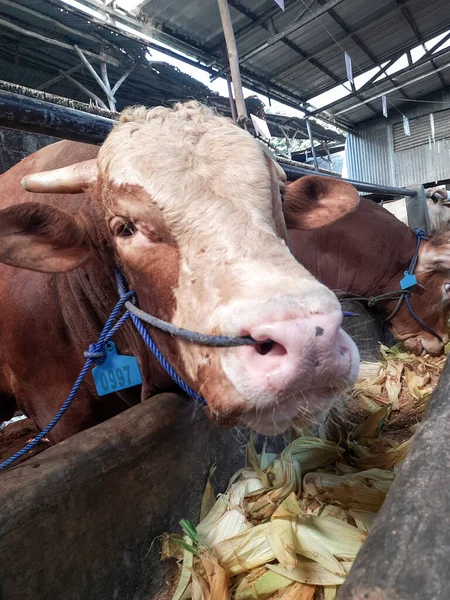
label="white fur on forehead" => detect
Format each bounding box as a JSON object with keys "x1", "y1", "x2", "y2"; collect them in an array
[{"x1": 98, "y1": 101, "x2": 271, "y2": 197}]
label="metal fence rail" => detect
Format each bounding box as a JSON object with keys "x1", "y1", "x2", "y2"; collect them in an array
[
  {"x1": 282, "y1": 164, "x2": 417, "y2": 198},
  {"x1": 0, "y1": 89, "x2": 419, "y2": 202}
]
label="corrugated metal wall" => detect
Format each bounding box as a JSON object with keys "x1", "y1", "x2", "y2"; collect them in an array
[{"x1": 346, "y1": 89, "x2": 450, "y2": 187}]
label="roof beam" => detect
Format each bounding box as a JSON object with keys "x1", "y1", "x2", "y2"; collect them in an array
[
  {"x1": 53, "y1": 0, "x2": 352, "y2": 130},
  {"x1": 310, "y1": 35, "x2": 450, "y2": 116},
  {"x1": 315, "y1": 0, "x2": 409, "y2": 100},
  {"x1": 0, "y1": 15, "x2": 119, "y2": 66},
  {"x1": 396, "y1": 0, "x2": 446, "y2": 87},
  {"x1": 217, "y1": 0, "x2": 379, "y2": 117},
  {"x1": 212, "y1": 0, "x2": 297, "y2": 49},
  {"x1": 0, "y1": 0, "x2": 100, "y2": 45},
  {"x1": 335, "y1": 58, "x2": 450, "y2": 116},
  {"x1": 274, "y1": 0, "x2": 414, "y2": 85},
  {"x1": 225, "y1": 1, "x2": 358, "y2": 90},
  {"x1": 237, "y1": 0, "x2": 347, "y2": 65}
]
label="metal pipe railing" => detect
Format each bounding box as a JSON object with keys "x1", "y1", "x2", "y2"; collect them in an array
[
  {"x1": 0, "y1": 89, "x2": 418, "y2": 200},
  {"x1": 282, "y1": 164, "x2": 417, "y2": 198},
  {"x1": 0, "y1": 89, "x2": 113, "y2": 144}
]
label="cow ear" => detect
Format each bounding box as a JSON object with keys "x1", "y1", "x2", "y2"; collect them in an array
[
  {"x1": 0, "y1": 202, "x2": 91, "y2": 273},
  {"x1": 283, "y1": 176, "x2": 360, "y2": 230}
]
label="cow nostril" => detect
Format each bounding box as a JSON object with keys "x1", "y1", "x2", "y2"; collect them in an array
[
  {"x1": 255, "y1": 340, "x2": 274, "y2": 355},
  {"x1": 254, "y1": 340, "x2": 287, "y2": 357},
  {"x1": 315, "y1": 326, "x2": 324, "y2": 337}
]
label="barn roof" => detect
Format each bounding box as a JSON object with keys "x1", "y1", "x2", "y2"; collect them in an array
[
  {"x1": 64, "y1": 0, "x2": 450, "y2": 127},
  {"x1": 0, "y1": 0, "x2": 343, "y2": 145}
]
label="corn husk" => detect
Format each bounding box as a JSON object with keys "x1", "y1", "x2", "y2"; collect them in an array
[
  {"x1": 196, "y1": 495, "x2": 228, "y2": 542},
  {"x1": 351, "y1": 437, "x2": 413, "y2": 470},
  {"x1": 323, "y1": 586, "x2": 339, "y2": 600},
  {"x1": 348, "y1": 509, "x2": 377, "y2": 533},
  {"x1": 200, "y1": 465, "x2": 217, "y2": 521},
  {"x1": 229, "y1": 478, "x2": 265, "y2": 508},
  {"x1": 281, "y1": 437, "x2": 344, "y2": 473},
  {"x1": 385, "y1": 360, "x2": 404, "y2": 409},
  {"x1": 350, "y1": 406, "x2": 391, "y2": 441},
  {"x1": 191, "y1": 571, "x2": 210, "y2": 600},
  {"x1": 200, "y1": 508, "x2": 253, "y2": 548},
  {"x1": 303, "y1": 472, "x2": 388, "y2": 512},
  {"x1": 235, "y1": 568, "x2": 294, "y2": 599},
  {"x1": 267, "y1": 494, "x2": 302, "y2": 570},
  {"x1": 163, "y1": 341, "x2": 447, "y2": 599},
  {"x1": 294, "y1": 516, "x2": 365, "y2": 561},
  {"x1": 201, "y1": 552, "x2": 229, "y2": 600},
  {"x1": 245, "y1": 459, "x2": 299, "y2": 521},
  {"x1": 357, "y1": 360, "x2": 383, "y2": 382},
  {"x1": 171, "y1": 536, "x2": 194, "y2": 600},
  {"x1": 266, "y1": 561, "x2": 351, "y2": 585},
  {"x1": 214, "y1": 523, "x2": 274, "y2": 575}
]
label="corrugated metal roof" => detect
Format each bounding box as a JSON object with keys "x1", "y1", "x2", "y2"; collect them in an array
[
  {"x1": 122, "y1": 0, "x2": 450, "y2": 125},
  {"x1": 0, "y1": 0, "x2": 218, "y2": 110},
  {"x1": 0, "y1": 0, "x2": 342, "y2": 143}
]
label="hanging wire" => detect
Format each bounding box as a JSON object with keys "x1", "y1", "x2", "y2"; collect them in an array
[{"x1": 297, "y1": 0, "x2": 415, "y2": 120}]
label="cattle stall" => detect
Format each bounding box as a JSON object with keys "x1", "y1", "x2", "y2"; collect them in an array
[{"x1": 0, "y1": 90, "x2": 447, "y2": 600}]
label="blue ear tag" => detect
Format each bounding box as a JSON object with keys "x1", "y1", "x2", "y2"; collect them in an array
[
  {"x1": 92, "y1": 341, "x2": 142, "y2": 397},
  {"x1": 400, "y1": 271, "x2": 418, "y2": 290}
]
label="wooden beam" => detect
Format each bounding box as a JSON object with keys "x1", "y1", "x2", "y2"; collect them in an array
[
  {"x1": 0, "y1": 16, "x2": 119, "y2": 66},
  {"x1": 216, "y1": 0, "x2": 247, "y2": 121},
  {"x1": 60, "y1": 70, "x2": 109, "y2": 110},
  {"x1": 337, "y1": 355, "x2": 450, "y2": 600},
  {"x1": 0, "y1": 0, "x2": 99, "y2": 44},
  {"x1": 74, "y1": 45, "x2": 116, "y2": 110},
  {"x1": 111, "y1": 62, "x2": 135, "y2": 95},
  {"x1": 37, "y1": 63, "x2": 85, "y2": 91}
]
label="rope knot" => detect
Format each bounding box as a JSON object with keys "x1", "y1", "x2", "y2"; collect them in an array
[
  {"x1": 368, "y1": 297, "x2": 378, "y2": 307},
  {"x1": 84, "y1": 343, "x2": 106, "y2": 364},
  {"x1": 413, "y1": 227, "x2": 429, "y2": 241}
]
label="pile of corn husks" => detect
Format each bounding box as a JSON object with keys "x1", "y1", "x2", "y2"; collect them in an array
[{"x1": 161, "y1": 344, "x2": 446, "y2": 600}]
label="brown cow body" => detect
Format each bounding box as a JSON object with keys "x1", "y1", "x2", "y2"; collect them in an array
[
  {"x1": 0, "y1": 103, "x2": 360, "y2": 444},
  {"x1": 0, "y1": 141, "x2": 164, "y2": 439},
  {"x1": 286, "y1": 181, "x2": 450, "y2": 356}
]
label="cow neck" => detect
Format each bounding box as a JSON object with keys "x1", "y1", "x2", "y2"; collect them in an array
[
  {"x1": 288, "y1": 198, "x2": 418, "y2": 300},
  {"x1": 57, "y1": 259, "x2": 176, "y2": 401}
]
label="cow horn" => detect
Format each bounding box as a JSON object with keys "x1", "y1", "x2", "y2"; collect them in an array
[{"x1": 21, "y1": 159, "x2": 98, "y2": 194}]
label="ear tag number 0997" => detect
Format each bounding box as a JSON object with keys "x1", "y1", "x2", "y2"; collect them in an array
[{"x1": 92, "y1": 341, "x2": 142, "y2": 397}]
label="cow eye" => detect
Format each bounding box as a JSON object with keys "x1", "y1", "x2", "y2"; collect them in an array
[
  {"x1": 445, "y1": 283, "x2": 450, "y2": 293},
  {"x1": 280, "y1": 191, "x2": 285, "y2": 204},
  {"x1": 112, "y1": 219, "x2": 137, "y2": 237}
]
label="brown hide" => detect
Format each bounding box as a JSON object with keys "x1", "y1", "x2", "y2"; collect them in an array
[
  {"x1": 286, "y1": 194, "x2": 450, "y2": 354},
  {"x1": 0, "y1": 141, "x2": 172, "y2": 440}
]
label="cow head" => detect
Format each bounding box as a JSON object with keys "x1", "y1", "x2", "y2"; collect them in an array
[
  {"x1": 388, "y1": 232, "x2": 450, "y2": 355},
  {"x1": 0, "y1": 102, "x2": 361, "y2": 435}
]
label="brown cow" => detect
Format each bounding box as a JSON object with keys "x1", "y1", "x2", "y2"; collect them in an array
[
  {"x1": 285, "y1": 176, "x2": 450, "y2": 356},
  {"x1": 0, "y1": 102, "x2": 360, "y2": 442}
]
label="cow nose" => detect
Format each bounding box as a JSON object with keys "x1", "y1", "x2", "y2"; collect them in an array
[{"x1": 239, "y1": 311, "x2": 357, "y2": 393}]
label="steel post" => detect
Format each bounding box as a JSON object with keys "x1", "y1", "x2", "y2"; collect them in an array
[{"x1": 406, "y1": 184, "x2": 431, "y2": 234}]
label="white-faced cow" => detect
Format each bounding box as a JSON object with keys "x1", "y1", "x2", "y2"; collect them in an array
[{"x1": 0, "y1": 102, "x2": 360, "y2": 442}]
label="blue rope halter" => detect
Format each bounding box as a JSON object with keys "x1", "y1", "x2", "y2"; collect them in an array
[
  {"x1": 0, "y1": 269, "x2": 357, "y2": 471},
  {"x1": 381, "y1": 229, "x2": 443, "y2": 343}
]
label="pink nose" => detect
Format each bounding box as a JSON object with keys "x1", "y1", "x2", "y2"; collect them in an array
[{"x1": 239, "y1": 311, "x2": 355, "y2": 393}]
